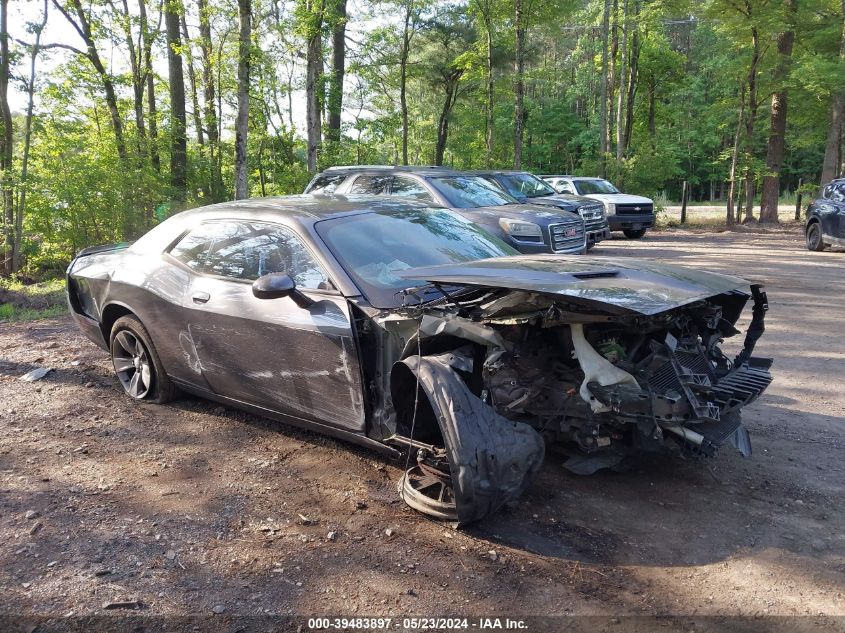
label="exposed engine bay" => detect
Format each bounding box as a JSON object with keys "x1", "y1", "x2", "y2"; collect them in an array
[{"x1": 388, "y1": 281, "x2": 772, "y2": 524}]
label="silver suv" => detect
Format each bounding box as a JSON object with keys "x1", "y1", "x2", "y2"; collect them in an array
[{"x1": 306, "y1": 166, "x2": 588, "y2": 255}]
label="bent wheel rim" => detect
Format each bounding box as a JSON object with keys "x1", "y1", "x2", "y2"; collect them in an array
[
  {"x1": 398, "y1": 464, "x2": 458, "y2": 521},
  {"x1": 112, "y1": 330, "x2": 153, "y2": 399}
]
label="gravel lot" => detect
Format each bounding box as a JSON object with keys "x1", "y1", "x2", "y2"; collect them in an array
[{"x1": 1, "y1": 226, "x2": 843, "y2": 628}]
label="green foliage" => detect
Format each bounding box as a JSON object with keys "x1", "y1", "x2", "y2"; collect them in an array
[
  {"x1": 0, "y1": 277, "x2": 67, "y2": 321},
  {"x1": 2, "y1": 0, "x2": 841, "y2": 279}
]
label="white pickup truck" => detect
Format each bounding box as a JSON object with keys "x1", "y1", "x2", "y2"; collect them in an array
[{"x1": 542, "y1": 175, "x2": 655, "y2": 239}]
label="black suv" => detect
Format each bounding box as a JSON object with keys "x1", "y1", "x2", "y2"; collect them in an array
[
  {"x1": 471, "y1": 170, "x2": 610, "y2": 248},
  {"x1": 806, "y1": 178, "x2": 845, "y2": 251},
  {"x1": 305, "y1": 166, "x2": 587, "y2": 255}
]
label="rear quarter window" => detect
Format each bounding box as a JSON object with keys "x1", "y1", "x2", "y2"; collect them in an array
[{"x1": 307, "y1": 173, "x2": 347, "y2": 194}]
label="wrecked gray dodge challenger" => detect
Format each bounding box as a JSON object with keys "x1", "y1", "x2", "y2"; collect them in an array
[{"x1": 67, "y1": 195, "x2": 772, "y2": 524}]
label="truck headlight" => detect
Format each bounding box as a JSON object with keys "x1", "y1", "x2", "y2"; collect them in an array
[
  {"x1": 604, "y1": 202, "x2": 615, "y2": 215},
  {"x1": 499, "y1": 218, "x2": 543, "y2": 238}
]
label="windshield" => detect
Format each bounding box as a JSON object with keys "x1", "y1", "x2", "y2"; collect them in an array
[
  {"x1": 315, "y1": 207, "x2": 517, "y2": 308},
  {"x1": 430, "y1": 176, "x2": 517, "y2": 208},
  {"x1": 573, "y1": 179, "x2": 619, "y2": 195},
  {"x1": 496, "y1": 173, "x2": 557, "y2": 199}
]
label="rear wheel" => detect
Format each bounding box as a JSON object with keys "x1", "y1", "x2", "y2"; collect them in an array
[
  {"x1": 110, "y1": 315, "x2": 177, "y2": 403},
  {"x1": 806, "y1": 222, "x2": 827, "y2": 251},
  {"x1": 623, "y1": 228, "x2": 647, "y2": 239}
]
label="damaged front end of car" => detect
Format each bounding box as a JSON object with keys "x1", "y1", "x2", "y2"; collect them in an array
[{"x1": 384, "y1": 257, "x2": 773, "y2": 524}]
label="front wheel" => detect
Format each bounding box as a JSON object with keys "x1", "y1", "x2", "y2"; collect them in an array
[
  {"x1": 623, "y1": 228, "x2": 647, "y2": 239},
  {"x1": 806, "y1": 222, "x2": 827, "y2": 251},
  {"x1": 110, "y1": 315, "x2": 177, "y2": 403}
]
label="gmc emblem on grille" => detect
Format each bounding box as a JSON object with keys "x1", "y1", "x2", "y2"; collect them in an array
[{"x1": 564, "y1": 227, "x2": 578, "y2": 237}]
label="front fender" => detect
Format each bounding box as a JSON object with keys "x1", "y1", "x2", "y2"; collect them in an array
[{"x1": 393, "y1": 351, "x2": 545, "y2": 525}]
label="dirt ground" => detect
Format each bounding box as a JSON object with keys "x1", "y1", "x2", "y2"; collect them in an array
[{"x1": 1, "y1": 226, "x2": 843, "y2": 627}]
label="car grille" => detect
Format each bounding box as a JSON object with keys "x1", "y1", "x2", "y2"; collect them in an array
[
  {"x1": 616, "y1": 203, "x2": 653, "y2": 215},
  {"x1": 549, "y1": 221, "x2": 585, "y2": 252},
  {"x1": 578, "y1": 204, "x2": 606, "y2": 231}
]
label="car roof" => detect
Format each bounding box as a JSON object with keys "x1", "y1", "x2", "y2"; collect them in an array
[
  {"x1": 469, "y1": 170, "x2": 543, "y2": 177},
  {"x1": 321, "y1": 165, "x2": 470, "y2": 178},
  {"x1": 175, "y1": 193, "x2": 436, "y2": 223},
  {"x1": 540, "y1": 175, "x2": 603, "y2": 180}
]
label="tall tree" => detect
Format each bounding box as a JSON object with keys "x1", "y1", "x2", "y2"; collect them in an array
[
  {"x1": 165, "y1": 0, "x2": 187, "y2": 204},
  {"x1": 110, "y1": 0, "x2": 148, "y2": 163},
  {"x1": 0, "y1": 0, "x2": 12, "y2": 274},
  {"x1": 821, "y1": 0, "x2": 845, "y2": 185},
  {"x1": 139, "y1": 0, "x2": 161, "y2": 172},
  {"x1": 52, "y1": 0, "x2": 129, "y2": 164},
  {"x1": 326, "y1": 0, "x2": 347, "y2": 144},
  {"x1": 398, "y1": 0, "x2": 417, "y2": 165},
  {"x1": 614, "y1": 0, "x2": 628, "y2": 177},
  {"x1": 300, "y1": 0, "x2": 323, "y2": 172},
  {"x1": 235, "y1": 0, "x2": 251, "y2": 197},
  {"x1": 16, "y1": 0, "x2": 49, "y2": 273},
  {"x1": 759, "y1": 0, "x2": 795, "y2": 223},
  {"x1": 598, "y1": 0, "x2": 611, "y2": 177},
  {"x1": 471, "y1": 0, "x2": 494, "y2": 166},
  {"x1": 180, "y1": 14, "x2": 204, "y2": 147},
  {"x1": 198, "y1": 0, "x2": 223, "y2": 199},
  {"x1": 513, "y1": 0, "x2": 526, "y2": 168}
]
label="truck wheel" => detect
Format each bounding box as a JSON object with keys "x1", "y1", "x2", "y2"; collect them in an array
[
  {"x1": 110, "y1": 315, "x2": 178, "y2": 403},
  {"x1": 623, "y1": 228, "x2": 647, "y2": 239}
]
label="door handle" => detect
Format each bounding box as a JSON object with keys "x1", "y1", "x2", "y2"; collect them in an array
[{"x1": 192, "y1": 292, "x2": 210, "y2": 304}]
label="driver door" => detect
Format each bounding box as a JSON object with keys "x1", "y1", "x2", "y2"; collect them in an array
[{"x1": 173, "y1": 219, "x2": 366, "y2": 432}]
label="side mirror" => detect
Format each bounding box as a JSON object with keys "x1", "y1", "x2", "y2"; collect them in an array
[{"x1": 252, "y1": 272, "x2": 314, "y2": 309}]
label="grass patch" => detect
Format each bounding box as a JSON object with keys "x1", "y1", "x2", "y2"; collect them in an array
[{"x1": 0, "y1": 277, "x2": 67, "y2": 322}]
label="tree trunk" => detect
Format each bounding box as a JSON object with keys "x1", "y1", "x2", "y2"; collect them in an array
[
  {"x1": 399, "y1": 2, "x2": 411, "y2": 166},
  {"x1": 615, "y1": 0, "x2": 628, "y2": 184},
  {"x1": 759, "y1": 0, "x2": 795, "y2": 223},
  {"x1": 15, "y1": 0, "x2": 48, "y2": 273},
  {"x1": 821, "y1": 0, "x2": 845, "y2": 185},
  {"x1": 743, "y1": 26, "x2": 760, "y2": 223},
  {"x1": 622, "y1": 4, "x2": 639, "y2": 155},
  {"x1": 198, "y1": 0, "x2": 223, "y2": 200},
  {"x1": 598, "y1": 0, "x2": 611, "y2": 176},
  {"x1": 326, "y1": 0, "x2": 347, "y2": 144},
  {"x1": 56, "y1": 0, "x2": 129, "y2": 165},
  {"x1": 139, "y1": 0, "x2": 160, "y2": 173},
  {"x1": 727, "y1": 82, "x2": 746, "y2": 226},
  {"x1": 483, "y1": 4, "x2": 493, "y2": 167},
  {"x1": 608, "y1": 0, "x2": 618, "y2": 165},
  {"x1": 0, "y1": 0, "x2": 13, "y2": 274},
  {"x1": 116, "y1": 0, "x2": 147, "y2": 163},
  {"x1": 513, "y1": 0, "x2": 525, "y2": 169},
  {"x1": 180, "y1": 15, "x2": 204, "y2": 147},
  {"x1": 166, "y1": 2, "x2": 187, "y2": 205},
  {"x1": 435, "y1": 72, "x2": 461, "y2": 166},
  {"x1": 235, "y1": 0, "x2": 251, "y2": 197}
]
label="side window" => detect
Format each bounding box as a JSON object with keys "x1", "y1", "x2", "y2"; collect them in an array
[
  {"x1": 349, "y1": 175, "x2": 392, "y2": 195},
  {"x1": 833, "y1": 184, "x2": 845, "y2": 202},
  {"x1": 391, "y1": 176, "x2": 435, "y2": 202},
  {"x1": 307, "y1": 173, "x2": 347, "y2": 194},
  {"x1": 170, "y1": 221, "x2": 329, "y2": 289},
  {"x1": 169, "y1": 221, "x2": 237, "y2": 271},
  {"x1": 823, "y1": 185, "x2": 834, "y2": 199}
]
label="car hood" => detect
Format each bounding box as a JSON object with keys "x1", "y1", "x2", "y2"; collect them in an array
[
  {"x1": 584, "y1": 193, "x2": 653, "y2": 205},
  {"x1": 398, "y1": 255, "x2": 750, "y2": 316},
  {"x1": 464, "y1": 204, "x2": 581, "y2": 224}
]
